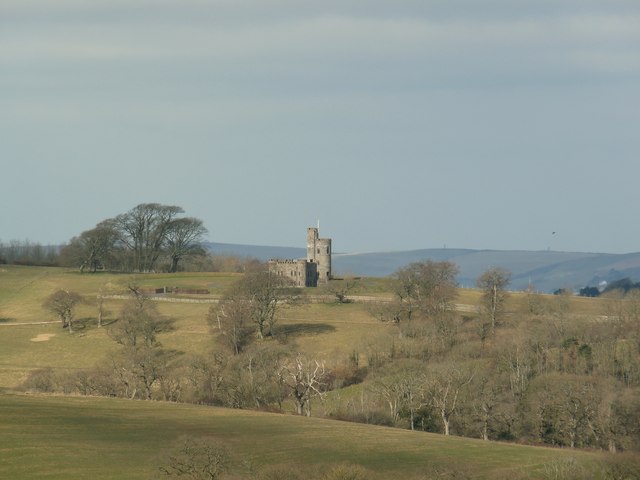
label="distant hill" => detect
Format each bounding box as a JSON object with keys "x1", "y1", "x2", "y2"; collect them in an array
[{"x1": 205, "y1": 242, "x2": 640, "y2": 292}]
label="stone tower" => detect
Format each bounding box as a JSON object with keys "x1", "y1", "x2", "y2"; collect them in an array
[{"x1": 307, "y1": 227, "x2": 332, "y2": 284}]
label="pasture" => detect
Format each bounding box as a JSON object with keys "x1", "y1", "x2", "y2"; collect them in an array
[
  {"x1": 0, "y1": 266, "x2": 383, "y2": 389},
  {"x1": 0, "y1": 265, "x2": 634, "y2": 479},
  {"x1": 0, "y1": 393, "x2": 603, "y2": 480},
  {"x1": 0, "y1": 265, "x2": 614, "y2": 390}
]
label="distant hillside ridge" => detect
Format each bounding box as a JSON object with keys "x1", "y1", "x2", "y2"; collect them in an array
[{"x1": 204, "y1": 242, "x2": 640, "y2": 292}]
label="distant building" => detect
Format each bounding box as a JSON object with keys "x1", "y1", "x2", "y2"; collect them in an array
[{"x1": 268, "y1": 227, "x2": 332, "y2": 288}]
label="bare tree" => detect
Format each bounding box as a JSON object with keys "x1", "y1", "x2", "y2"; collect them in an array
[
  {"x1": 427, "y1": 365, "x2": 475, "y2": 436},
  {"x1": 110, "y1": 293, "x2": 165, "y2": 349},
  {"x1": 160, "y1": 436, "x2": 230, "y2": 479},
  {"x1": 373, "y1": 360, "x2": 427, "y2": 429},
  {"x1": 165, "y1": 217, "x2": 208, "y2": 273},
  {"x1": 372, "y1": 373, "x2": 406, "y2": 424},
  {"x1": 220, "y1": 345, "x2": 288, "y2": 410},
  {"x1": 208, "y1": 295, "x2": 253, "y2": 355},
  {"x1": 95, "y1": 281, "x2": 118, "y2": 329},
  {"x1": 391, "y1": 260, "x2": 459, "y2": 321},
  {"x1": 62, "y1": 222, "x2": 118, "y2": 273},
  {"x1": 471, "y1": 375, "x2": 505, "y2": 441},
  {"x1": 277, "y1": 353, "x2": 327, "y2": 416},
  {"x1": 390, "y1": 263, "x2": 420, "y2": 322},
  {"x1": 367, "y1": 300, "x2": 405, "y2": 325},
  {"x1": 108, "y1": 289, "x2": 173, "y2": 399},
  {"x1": 523, "y1": 374, "x2": 603, "y2": 448},
  {"x1": 476, "y1": 267, "x2": 511, "y2": 334},
  {"x1": 43, "y1": 290, "x2": 83, "y2": 333},
  {"x1": 112, "y1": 203, "x2": 184, "y2": 272},
  {"x1": 325, "y1": 275, "x2": 359, "y2": 304},
  {"x1": 231, "y1": 268, "x2": 300, "y2": 340}
]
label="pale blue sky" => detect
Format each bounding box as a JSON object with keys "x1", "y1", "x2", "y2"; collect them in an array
[{"x1": 1, "y1": 1, "x2": 639, "y2": 253}]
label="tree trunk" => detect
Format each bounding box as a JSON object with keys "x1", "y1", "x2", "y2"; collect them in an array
[
  {"x1": 482, "y1": 421, "x2": 489, "y2": 441},
  {"x1": 170, "y1": 256, "x2": 179, "y2": 273},
  {"x1": 97, "y1": 299, "x2": 103, "y2": 328},
  {"x1": 491, "y1": 285, "x2": 497, "y2": 334},
  {"x1": 482, "y1": 403, "x2": 490, "y2": 441},
  {"x1": 441, "y1": 410, "x2": 450, "y2": 436}
]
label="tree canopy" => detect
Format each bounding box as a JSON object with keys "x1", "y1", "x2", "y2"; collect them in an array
[{"x1": 61, "y1": 203, "x2": 208, "y2": 273}]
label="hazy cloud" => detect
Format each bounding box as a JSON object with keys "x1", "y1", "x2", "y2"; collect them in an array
[{"x1": 1, "y1": 1, "x2": 639, "y2": 253}]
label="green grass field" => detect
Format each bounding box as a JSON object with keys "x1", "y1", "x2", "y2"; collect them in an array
[{"x1": 0, "y1": 393, "x2": 602, "y2": 480}]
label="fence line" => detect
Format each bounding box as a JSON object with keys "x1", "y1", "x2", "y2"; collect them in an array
[
  {"x1": 100, "y1": 294, "x2": 478, "y2": 312},
  {"x1": 101, "y1": 294, "x2": 219, "y2": 304}
]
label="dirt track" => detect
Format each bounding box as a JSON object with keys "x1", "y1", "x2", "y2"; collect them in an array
[{"x1": 0, "y1": 321, "x2": 58, "y2": 326}]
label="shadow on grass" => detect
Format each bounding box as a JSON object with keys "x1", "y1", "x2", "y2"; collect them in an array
[
  {"x1": 71, "y1": 317, "x2": 176, "y2": 333},
  {"x1": 278, "y1": 323, "x2": 336, "y2": 338},
  {"x1": 70, "y1": 317, "x2": 106, "y2": 332}
]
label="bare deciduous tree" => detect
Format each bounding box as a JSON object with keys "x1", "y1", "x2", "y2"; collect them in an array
[
  {"x1": 43, "y1": 289, "x2": 83, "y2": 333},
  {"x1": 165, "y1": 217, "x2": 208, "y2": 273},
  {"x1": 427, "y1": 365, "x2": 475, "y2": 436},
  {"x1": 223, "y1": 267, "x2": 300, "y2": 340},
  {"x1": 208, "y1": 292, "x2": 253, "y2": 355},
  {"x1": 108, "y1": 289, "x2": 173, "y2": 399},
  {"x1": 373, "y1": 360, "x2": 427, "y2": 429},
  {"x1": 63, "y1": 222, "x2": 118, "y2": 273},
  {"x1": 277, "y1": 353, "x2": 327, "y2": 416},
  {"x1": 112, "y1": 203, "x2": 184, "y2": 272},
  {"x1": 325, "y1": 275, "x2": 359, "y2": 304},
  {"x1": 160, "y1": 437, "x2": 230, "y2": 479},
  {"x1": 391, "y1": 261, "x2": 459, "y2": 321},
  {"x1": 476, "y1": 267, "x2": 511, "y2": 334}
]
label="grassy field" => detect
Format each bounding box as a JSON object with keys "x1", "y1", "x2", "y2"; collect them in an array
[
  {"x1": 0, "y1": 393, "x2": 603, "y2": 480},
  {"x1": 0, "y1": 266, "x2": 382, "y2": 389},
  {"x1": 0, "y1": 265, "x2": 614, "y2": 390},
  {"x1": 0, "y1": 265, "x2": 635, "y2": 478},
  {"x1": 0, "y1": 266, "x2": 235, "y2": 388}
]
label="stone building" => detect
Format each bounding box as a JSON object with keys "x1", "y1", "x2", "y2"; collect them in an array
[
  {"x1": 268, "y1": 227, "x2": 332, "y2": 288},
  {"x1": 306, "y1": 227, "x2": 331, "y2": 284}
]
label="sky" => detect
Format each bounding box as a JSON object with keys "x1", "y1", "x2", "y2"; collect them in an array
[{"x1": 1, "y1": 0, "x2": 639, "y2": 254}]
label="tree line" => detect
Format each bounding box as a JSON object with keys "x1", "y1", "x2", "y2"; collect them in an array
[
  {"x1": 2, "y1": 203, "x2": 209, "y2": 272},
  {"x1": 1, "y1": 203, "x2": 264, "y2": 273},
  {"x1": 0, "y1": 240, "x2": 60, "y2": 266},
  {"x1": 59, "y1": 203, "x2": 208, "y2": 273}
]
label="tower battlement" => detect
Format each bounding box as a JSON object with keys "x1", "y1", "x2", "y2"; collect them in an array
[{"x1": 306, "y1": 227, "x2": 332, "y2": 284}]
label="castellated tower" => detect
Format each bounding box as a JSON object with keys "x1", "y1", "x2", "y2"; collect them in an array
[
  {"x1": 307, "y1": 227, "x2": 332, "y2": 284},
  {"x1": 268, "y1": 226, "x2": 332, "y2": 288}
]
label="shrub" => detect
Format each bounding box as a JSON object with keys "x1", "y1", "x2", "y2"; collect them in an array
[{"x1": 321, "y1": 463, "x2": 370, "y2": 480}]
